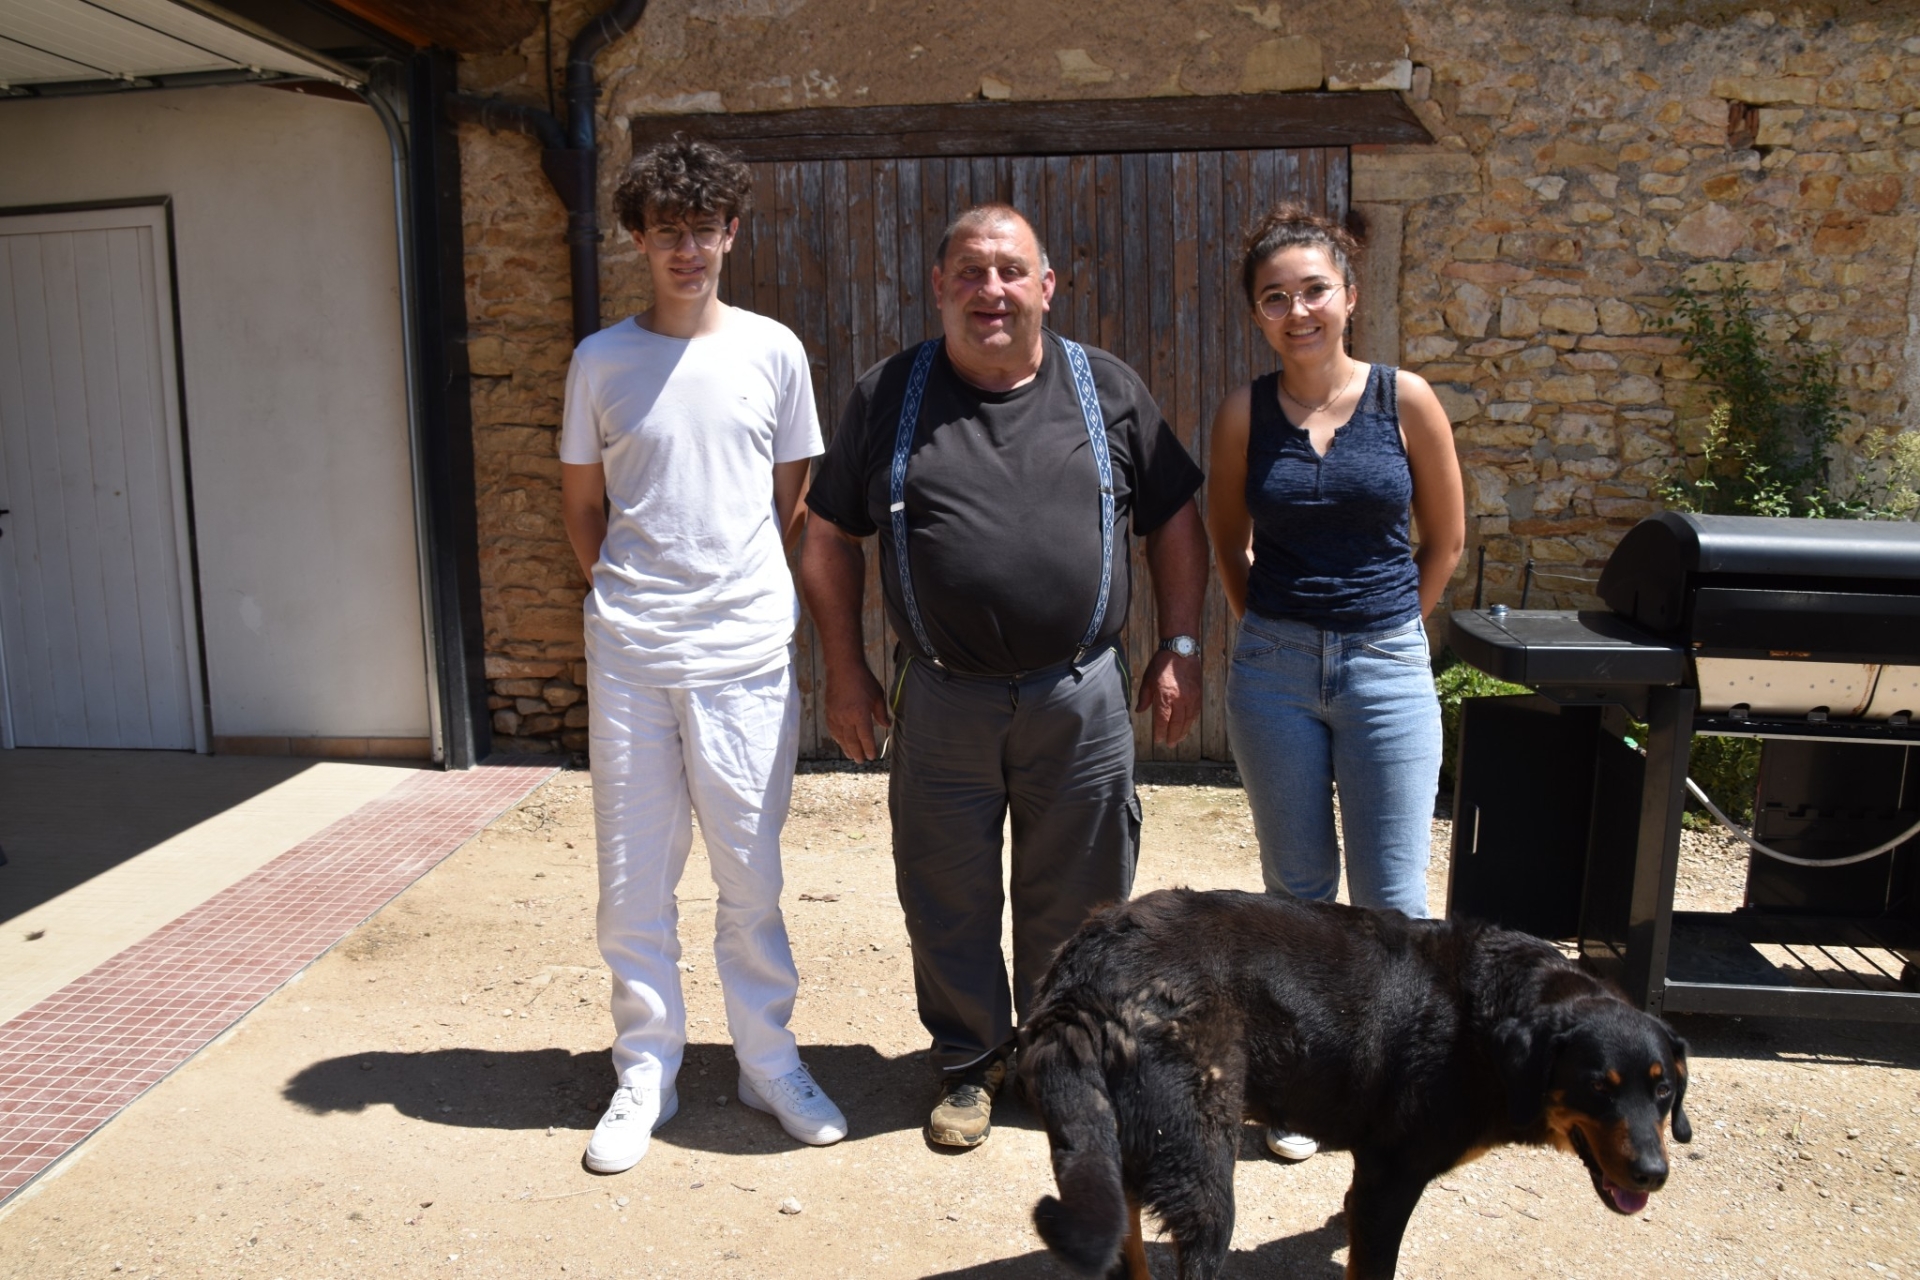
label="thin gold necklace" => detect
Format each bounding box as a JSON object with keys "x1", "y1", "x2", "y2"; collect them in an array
[{"x1": 1280, "y1": 359, "x2": 1358, "y2": 417}]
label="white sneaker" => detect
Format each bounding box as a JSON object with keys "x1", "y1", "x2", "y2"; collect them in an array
[
  {"x1": 583, "y1": 1084, "x2": 678, "y2": 1173},
  {"x1": 1266, "y1": 1128, "x2": 1318, "y2": 1161},
  {"x1": 738, "y1": 1063, "x2": 847, "y2": 1146}
]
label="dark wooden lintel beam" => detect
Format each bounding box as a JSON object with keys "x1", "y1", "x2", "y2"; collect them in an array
[
  {"x1": 627, "y1": 93, "x2": 1432, "y2": 162},
  {"x1": 327, "y1": 0, "x2": 543, "y2": 51}
]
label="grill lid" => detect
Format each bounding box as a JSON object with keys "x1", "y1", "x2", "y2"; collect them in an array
[{"x1": 1598, "y1": 512, "x2": 1920, "y2": 634}]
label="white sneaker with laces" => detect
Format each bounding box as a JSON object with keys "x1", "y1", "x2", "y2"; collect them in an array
[
  {"x1": 738, "y1": 1063, "x2": 847, "y2": 1146},
  {"x1": 584, "y1": 1084, "x2": 678, "y2": 1173},
  {"x1": 1266, "y1": 1127, "x2": 1318, "y2": 1161}
]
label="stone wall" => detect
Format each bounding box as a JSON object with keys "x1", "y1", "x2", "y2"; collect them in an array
[
  {"x1": 453, "y1": 0, "x2": 1920, "y2": 753},
  {"x1": 457, "y1": 75, "x2": 583, "y2": 753},
  {"x1": 1385, "y1": 3, "x2": 1920, "y2": 609}
]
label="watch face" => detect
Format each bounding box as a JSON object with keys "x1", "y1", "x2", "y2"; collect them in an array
[{"x1": 1163, "y1": 636, "x2": 1199, "y2": 658}]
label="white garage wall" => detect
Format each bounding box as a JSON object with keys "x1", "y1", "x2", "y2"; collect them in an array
[{"x1": 0, "y1": 85, "x2": 429, "y2": 742}]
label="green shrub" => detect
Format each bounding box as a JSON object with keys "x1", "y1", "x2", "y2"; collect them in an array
[
  {"x1": 1823, "y1": 426, "x2": 1920, "y2": 522},
  {"x1": 1685, "y1": 734, "x2": 1762, "y2": 828},
  {"x1": 1658, "y1": 275, "x2": 1842, "y2": 518},
  {"x1": 1660, "y1": 273, "x2": 1918, "y2": 522}
]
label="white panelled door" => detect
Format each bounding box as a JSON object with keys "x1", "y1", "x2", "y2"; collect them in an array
[{"x1": 0, "y1": 205, "x2": 204, "y2": 750}]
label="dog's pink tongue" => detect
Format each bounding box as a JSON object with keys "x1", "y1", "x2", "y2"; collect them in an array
[{"x1": 1605, "y1": 1181, "x2": 1649, "y2": 1215}]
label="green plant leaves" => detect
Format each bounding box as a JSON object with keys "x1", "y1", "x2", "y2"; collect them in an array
[{"x1": 1658, "y1": 273, "x2": 1844, "y2": 518}]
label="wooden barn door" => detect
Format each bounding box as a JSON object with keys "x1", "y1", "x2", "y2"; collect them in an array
[{"x1": 720, "y1": 148, "x2": 1349, "y2": 762}]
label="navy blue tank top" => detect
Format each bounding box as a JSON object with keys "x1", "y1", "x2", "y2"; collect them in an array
[{"x1": 1243, "y1": 363, "x2": 1422, "y2": 631}]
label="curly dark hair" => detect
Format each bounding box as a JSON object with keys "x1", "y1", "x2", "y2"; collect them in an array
[
  {"x1": 1238, "y1": 204, "x2": 1364, "y2": 307},
  {"x1": 613, "y1": 134, "x2": 753, "y2": 234}
]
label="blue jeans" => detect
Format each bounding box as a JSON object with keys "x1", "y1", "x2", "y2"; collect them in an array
[{"x1": 1225, "y1": 612, "x2": 1442, "y2": 917}]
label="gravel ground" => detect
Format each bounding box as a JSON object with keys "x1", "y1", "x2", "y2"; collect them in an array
[
  {"x1": 1675, "y1": 824, "x2": 1755, "y2": 914},
  {"x1": 0, "y1": 770, "x2": 1914, "y2": 1280}
]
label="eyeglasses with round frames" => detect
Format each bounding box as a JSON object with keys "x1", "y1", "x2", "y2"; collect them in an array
[
  {"x1": 643, "y1": 222, "x2": 729, "y2": 252},
  {"x1": 1255, "y1": 281, "x2": 1346, "y2": 321}
]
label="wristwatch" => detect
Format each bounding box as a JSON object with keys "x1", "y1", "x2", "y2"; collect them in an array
[{"x1": 1159, "y1": 635, "x2": 1200, "y2": 659}]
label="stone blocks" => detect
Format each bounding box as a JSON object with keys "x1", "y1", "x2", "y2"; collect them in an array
[
  {"x1": 1385, "y1": 10, "x2": 1920, "y2": 614},
  {"x1": 1351, "y1": 151, "x2": 1480, "y2": 202},
  {"x1": 1240, "y1": 37, "x2": 1323, "y2": 92},
  {"x1": 1711, "y1": 75, "x2": 1821, "y2": 106},
  {"x1": 1328, "y1": 58, "x2": 1412, "y2": 92}
]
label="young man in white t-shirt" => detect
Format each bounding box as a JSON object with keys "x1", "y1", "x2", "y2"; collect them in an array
[{"x1": 559, "y1": 137, "x2": 844, "y2": 1174}]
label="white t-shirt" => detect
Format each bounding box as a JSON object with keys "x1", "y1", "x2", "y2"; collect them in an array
[{"x1": 559, "y1": 307, "x2": 822, "y2": 686}]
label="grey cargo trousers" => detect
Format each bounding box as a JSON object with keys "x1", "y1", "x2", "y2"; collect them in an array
[{"x1": 887, "y1": 642, "x2": 1142, "y2": 1072}]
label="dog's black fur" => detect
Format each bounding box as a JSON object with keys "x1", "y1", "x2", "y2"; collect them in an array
[{"x1": 1021, "y1": 888, "x2": 1691, "y2": 1280}]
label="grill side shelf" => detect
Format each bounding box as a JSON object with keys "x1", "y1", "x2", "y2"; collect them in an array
[{"x1": 1447, "y1": 609, "x2": 1686, "y2": 687}]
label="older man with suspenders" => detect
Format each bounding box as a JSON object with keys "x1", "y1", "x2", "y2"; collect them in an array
[{"x1": 800, "y1": 203, "x2": 1208, "y2": 1149}]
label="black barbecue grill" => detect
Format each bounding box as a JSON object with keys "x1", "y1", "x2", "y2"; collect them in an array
[{"x1": 1446, "y1": 512, "x2": 1920, "y2": 1024}]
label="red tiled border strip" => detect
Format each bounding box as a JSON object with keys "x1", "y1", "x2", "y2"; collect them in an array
[{"x1": 0, "y1": 757, "x2": 558, "y2": 1205}]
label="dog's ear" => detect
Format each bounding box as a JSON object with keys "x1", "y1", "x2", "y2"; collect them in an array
[
  {"x1": 1665, "y1": 1026, "x2": 1692, "y2": 1144},
  {"x1": 1493, "y1": 1013, "x2": 1570, "y2": 1131}
]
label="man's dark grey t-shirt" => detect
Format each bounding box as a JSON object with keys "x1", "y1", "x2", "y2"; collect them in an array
[{"x1": 807, "y1": 333, "x2": 1203, "y2": 676}]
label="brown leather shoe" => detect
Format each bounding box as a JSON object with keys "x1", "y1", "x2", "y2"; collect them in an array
[{"x1": 927, "y1": 1056, "x2": 1008, "y2": 1148}]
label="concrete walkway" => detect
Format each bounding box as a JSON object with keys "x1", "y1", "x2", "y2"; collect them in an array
[
  {"x1": 0, "y1": 749, "x2": 556, "y2": 1203},
  {"x1": 1, "y1": 751, "x2": 423, "y2": 1021}
]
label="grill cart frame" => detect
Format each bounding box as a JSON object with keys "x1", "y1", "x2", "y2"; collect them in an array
[{"x1": 1445, "y1": 514, "x2": 1920, "y2": 1024}]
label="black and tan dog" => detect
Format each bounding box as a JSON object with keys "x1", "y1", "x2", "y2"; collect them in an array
[{"x1": 1021, "y1": 888, "x2": 1691, "y2": 1279}]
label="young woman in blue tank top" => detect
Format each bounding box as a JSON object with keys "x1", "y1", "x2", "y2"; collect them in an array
[{"x1": 1207, "y1": 207, "x2": 1465, "y2": 1160}]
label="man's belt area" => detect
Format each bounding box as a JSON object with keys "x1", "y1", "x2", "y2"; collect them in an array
[{"x1": 898, "y1": 634, "x2": 1124, "y2": 685}]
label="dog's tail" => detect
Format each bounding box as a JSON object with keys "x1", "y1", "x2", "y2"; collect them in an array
[{"x1": 1024, "y1": 1015, "x2": 1129, "y2": 1277}]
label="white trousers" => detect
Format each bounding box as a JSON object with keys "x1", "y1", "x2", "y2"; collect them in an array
[{"x1": 589, "y1": 662, "x2": 804, "y2": 1091}]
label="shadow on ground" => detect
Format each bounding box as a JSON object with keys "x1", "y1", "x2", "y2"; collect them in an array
[
  {"x1": 1667, "y1": 1012, "x2": 1920, "y2": 1070},
  {"x1": 0, "y1": 750, "x2": 329, "y2": 920},
  {"x1": 282, "y1": 1040, "x2": 1042, "y2": 1152},
  {"x1": 920, "y1": 1214, "x2": 1347, "y2": 1278}
]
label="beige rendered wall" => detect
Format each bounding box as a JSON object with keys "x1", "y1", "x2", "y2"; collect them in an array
[
  {"x1": 455, "y1": 0, "x2": 1920, "y2": 754},
  {"x1": 0, "y1": 85, "x2": 431, "y2": 746}
]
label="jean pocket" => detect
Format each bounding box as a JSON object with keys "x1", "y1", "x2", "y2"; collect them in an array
[
  {"x1": 888, "y1": 656, "x2": 917, "y2": 723},
  {"x1": 1359, "y1": 623, "x2": 1431, "y2": 668},
  {"x1": 1233, "y1": 616, "x2": 1287, "y2": 661}
]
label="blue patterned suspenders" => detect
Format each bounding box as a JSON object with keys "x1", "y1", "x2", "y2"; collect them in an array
[{"x1": 888, "y1": 337, "x2": 1116, "y2": 670}]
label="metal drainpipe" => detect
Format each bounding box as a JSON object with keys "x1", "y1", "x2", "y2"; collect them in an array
[
  {"x1": 560, "y1": 0, "x2": 648, "y2": 341},
  {"x1": 354, "y1": 78, "x2": 449, "y2": 765},
  {"x1": 447, "y1": 0, "x2": 648, "y2": 345}
]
